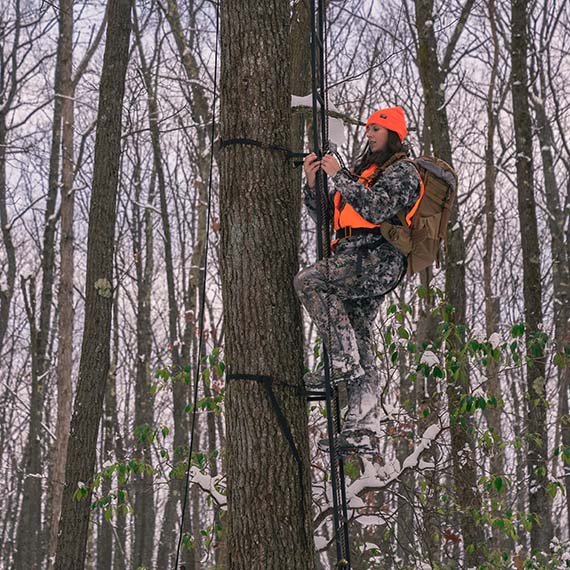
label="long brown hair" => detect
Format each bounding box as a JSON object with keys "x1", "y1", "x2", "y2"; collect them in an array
[{"x1": 353, "y1": 130, "x2": 410, "y2": 185}]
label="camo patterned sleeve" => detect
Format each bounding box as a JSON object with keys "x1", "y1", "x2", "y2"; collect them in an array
[
  {"x1": 331, "y1": 161, "x2": 420, "y2": 224},
  {"x1": 303, "y1": 182, "x2": 334, "y2": 222},
  {"x1": 302, "y1": 183, "x2": 318, "y2": 222}
]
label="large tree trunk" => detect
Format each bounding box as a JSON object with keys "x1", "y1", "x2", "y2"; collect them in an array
[
  {"x1": 219, "y1": 0, "x2": 315, "y2": 568},
  {"x1": 531, "y1": 29, "x2": 570, "y2": 529},
  {"x1": 131, "y1": 12, "x2": 157, "y2": 570},
  {"x1": 510, "y1": 0, "x2": 552, "y2": 551},
  {"x1": 48, "y1": 0, "x2": 75, "y2": 564},
  {"x1": 482, "y1": 0, "x2": 508, "y2": 551},
  {"x1": 53, "y1": 0, "x2": 132, "y2": 567},
  {"x1": 414, "y1": 0, "x2": 484, "y2": 564},
  {"x1": 131, "y1": 148, "x2": 156, "y2": 569}
]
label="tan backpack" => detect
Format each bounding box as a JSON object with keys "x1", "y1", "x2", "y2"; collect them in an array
[{"x1": 380, "y1": 156, "x2": 458, "y2": 275}]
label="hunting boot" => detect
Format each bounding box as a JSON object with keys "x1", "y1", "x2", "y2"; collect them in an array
[
  {"x1": 303, "y1": 355, "x2": 365, "y2": 390},
  {"x1": 337, "y1": 375, "x2": 381, "y2": 456}
]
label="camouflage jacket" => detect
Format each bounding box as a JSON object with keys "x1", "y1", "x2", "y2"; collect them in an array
[{"x1": 303, "y1": 160, "x2": 421, "y2": 251}]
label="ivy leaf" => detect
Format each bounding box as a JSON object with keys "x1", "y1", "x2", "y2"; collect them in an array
[
  {"x1": 511, "y1": 323, "x2": 525, "y2": 338},
  {"x1": 343, "y1": 460, "x2": 360, "y2": 480},
  {"x1": 433, "y1": 366, "x2": 444, "y2": 378},
  {"x1": 398, "y1": 326, "x2": 410, "y2": 340},
  {"x1": 546, "y1": 482, "x2": 560, "y2": 498},
  {"x1": 494, "y1": 476, "x2": 503, "y2": 493},
  {"x1": 476, "y1": 397, "x2": 487, "y2": 410}
]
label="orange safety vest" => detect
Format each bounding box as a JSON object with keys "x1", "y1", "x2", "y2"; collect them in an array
[
  {"x1": 332, "y1": 160, "x2": 424, "y2": 249},
  {"x1": 333, "y1": 164, "x2": 380, "y2": 234}
]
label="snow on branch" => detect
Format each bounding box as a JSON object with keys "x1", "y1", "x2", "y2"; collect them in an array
[
  {"x1": 313, "y1": 422, "x2": 444, "y2": 546},
  {"x1": 188, "y1": 466, "x2": 227, "y2": 509}
]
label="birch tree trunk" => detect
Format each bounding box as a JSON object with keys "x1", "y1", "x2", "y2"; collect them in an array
[
  {"x1": 220, "y1": 0, "x2": 315, "y2": 567},
  {"x1": 54, "y1": 0, "x2": 132, "y2": 566},
  {"x1": 510, "y1": 0, "x2": 552, "y2": 551}
]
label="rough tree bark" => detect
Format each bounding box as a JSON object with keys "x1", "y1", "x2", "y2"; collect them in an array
[
  {"x1": 413, "y1": 0, "x2": 485, "y2": 564},
  {"x1": 530, "y1": 15, "x2": 570, "y2": 529},
  {"x1": 511, "y1": 0, "x2": 552, "y2": 551},
  {"x1": 48, "y1": 0, "x2": 75, "y2": 564},
  {"x1": 53, "y1": 0, "x2": 132, "y2": 567},
  {"x1": 131, "y1": 146, "x2": 156, "y2": 569},
  {"x1": 96, "y1": 362, "x2": 116, "y2": 570},
  {"x1": 131, "y1": 11, "x2": 157, "y2": 569},
  {"x1": 219, "y1": 0, "x2": 315, "y2": 568},
  {"x1": 483, "y1": 0, "x2": 508, "y2": 551}
]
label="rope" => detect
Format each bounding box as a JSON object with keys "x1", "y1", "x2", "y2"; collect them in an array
[
  {"x1": 173, "y1": 2, "x2": 219, "y2": 567},
  {"x1": 219, "y1": 137, "x2": 306, "y2": 163}
]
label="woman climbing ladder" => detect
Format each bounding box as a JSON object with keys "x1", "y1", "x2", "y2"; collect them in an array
[{"x1": 295, "y1": 106, "x2": 421, "y2": 455}]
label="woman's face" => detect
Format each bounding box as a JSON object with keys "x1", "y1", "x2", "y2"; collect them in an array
[{"x1": 365, "y1": 124, "x2": 389, "y2": 152}]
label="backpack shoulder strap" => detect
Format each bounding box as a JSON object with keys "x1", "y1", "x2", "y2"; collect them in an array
[{"x1": 377, "y1": 152, "x2": 410, "y2": 173}]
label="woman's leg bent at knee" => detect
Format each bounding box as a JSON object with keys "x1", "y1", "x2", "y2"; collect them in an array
[{"x1": 293, "y1": 255, "x2": 361, "y2": 369}]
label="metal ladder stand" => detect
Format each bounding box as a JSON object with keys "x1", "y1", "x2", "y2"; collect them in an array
[{"x1": 308, "y1": 0, "x2": 351, "y2": 567}]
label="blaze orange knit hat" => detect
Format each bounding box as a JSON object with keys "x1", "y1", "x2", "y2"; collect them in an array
[{"x1": 366, "y1": 106, "x2": 407, "y2": 141}]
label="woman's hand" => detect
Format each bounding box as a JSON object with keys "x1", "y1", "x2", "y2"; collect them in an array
[
  {"x1": 321, "y1": 154, "x2": 341, "y2": 177},
  {"x1": 303, "y1": 153, "x2": 321, "y2": 188}
]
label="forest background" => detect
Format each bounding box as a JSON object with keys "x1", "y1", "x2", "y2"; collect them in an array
[{"x1": 1, "y1": 0, "x2": 569, "y2": 569}]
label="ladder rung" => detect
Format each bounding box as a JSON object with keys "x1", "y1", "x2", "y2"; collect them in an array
[{"x1": 306, "y1": 390, "x2": 326, "y2": 402}]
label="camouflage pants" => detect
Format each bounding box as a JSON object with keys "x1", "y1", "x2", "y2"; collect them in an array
[
  {"x1": 295, "y1": 240, "x2": 405, "y2": 439},
  {"x1": 294, "y1": 239, "x2": 406, "y2": 380}
]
